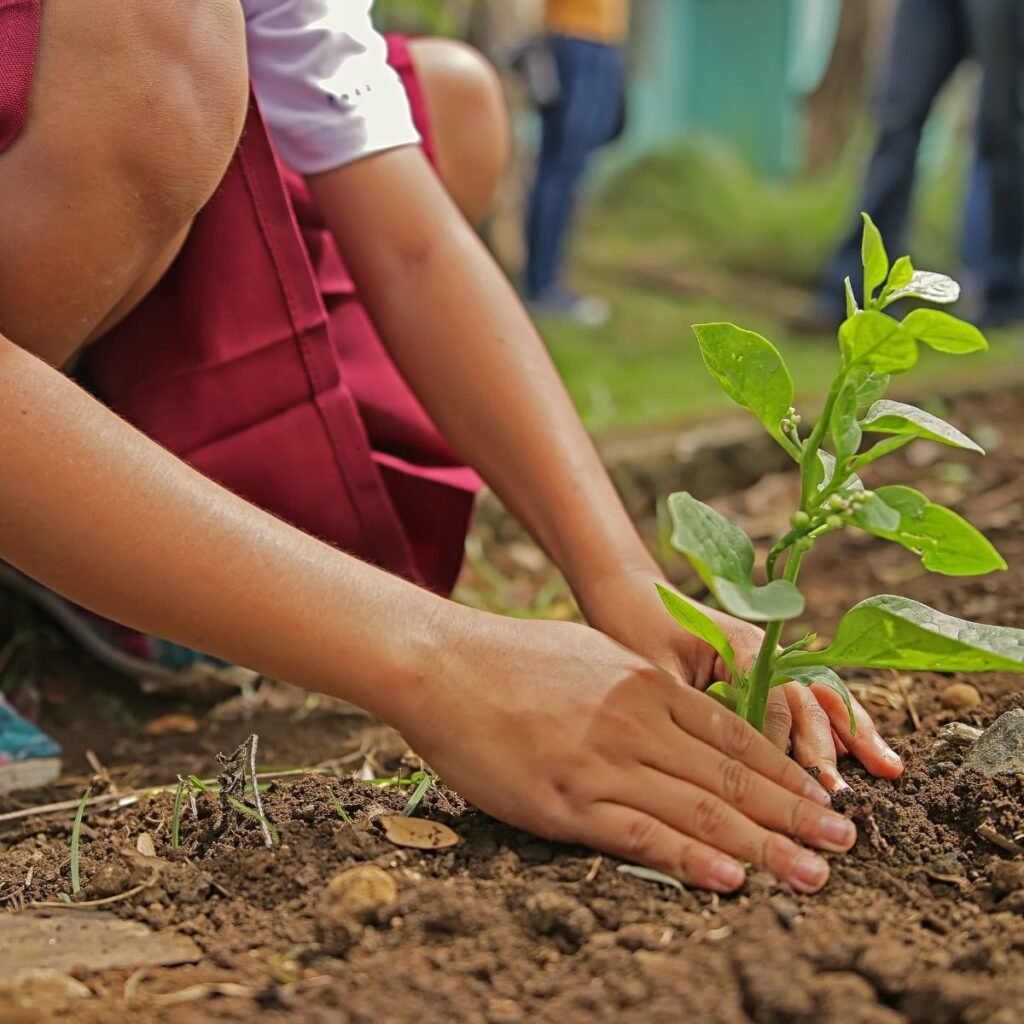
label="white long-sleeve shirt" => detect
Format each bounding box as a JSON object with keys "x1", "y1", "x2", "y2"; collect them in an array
[{"x1": 243, "y1": 0, "x2": 420, "y2": 175}]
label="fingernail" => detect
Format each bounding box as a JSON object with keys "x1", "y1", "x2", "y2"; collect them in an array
[
  {"x1": 874, "y1": 736, "x2": 903, "y2": 766},
  {"x1": 803, "y1": 778, "x2": 832, "y2": 806},
  {"x1": 791, "y1": 853, "x2": 829, "y2": 892},
  {"x1": 710, "y1": 858, "x2": 746, "y2": 892},
  {"x1": 816, "y1": 814, "x2": 856, "y2": 852},
  {"x1": 819, "y1": 766, "x2": 850, "y2": 793}
]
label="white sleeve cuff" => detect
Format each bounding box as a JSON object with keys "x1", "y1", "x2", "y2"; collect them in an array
[{"x1": 244, "y1": 0, "x2": 421, "y2": 176}]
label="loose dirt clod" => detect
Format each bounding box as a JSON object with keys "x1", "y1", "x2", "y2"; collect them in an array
[
  {"x1": 0, "y1": 969, "x2": 91, "y2": 1012},
  {"x1": 523, "y1": 890, "x2": 596, "y2": 943},
  {"x1": 940, "y1": 682, "x2": 981, "y2": 711},
  {"x1": 320, "y1": 865, "x2": 398, "y2": 926}
]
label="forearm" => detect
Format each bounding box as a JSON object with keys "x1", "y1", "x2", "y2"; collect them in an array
[
  {"x1": 0, "y1": 336, "x2": 447, "y2": 720},
  {"x1": 307, "y1": 150, "x2": 659, "y2": 609}
]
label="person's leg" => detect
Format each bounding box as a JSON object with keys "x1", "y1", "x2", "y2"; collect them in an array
[
  {"x1": 524, "y1": 35, "x2": 623, "y2": 305},
  {"x1": 0, "y1": 0, "x2": 249, "y2": 368},
  {"x1": 963, "y1": 0, "x2": 1024, "y2": 321},
  {"x1": 810, "y1": 0, "x2": 966, "y2": 322},
  {"x1": 406, "y1": 38, "x2": 510, "y2": 226}
]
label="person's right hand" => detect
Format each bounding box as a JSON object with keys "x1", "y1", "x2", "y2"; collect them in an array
[{"x1": 394, "y1": 611, "x2": 857, "y2": 894}]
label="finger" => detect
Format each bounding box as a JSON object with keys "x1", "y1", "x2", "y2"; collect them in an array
[
  {"x1": 763, "y1": 688, "x2": 793, "y2": 753},
  {"x1": 671, "y1": 685, "x2": 831, "y2": 806},
  {"x1": 624, "y1": 770, "x2": 836, "y2": 894},
  {"x1": 785, "y1": 682, "x2": 849, "y2": 793},
  {"x1": 811, "y1": 684, "x2": 904, "y2": 780},
  {"x1": 574, "y1": 802, "x2": 747, "y2": 893},
  {"x1": 644, "y1": 723, "x2": 856, "y2": 853},
  {"x1": 831, "y1": 728, "x2": 849, "y2": 757}
]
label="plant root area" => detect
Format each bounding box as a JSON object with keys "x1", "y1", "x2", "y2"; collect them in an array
[{"x1": 1, "y1": 388, "x2": 1023, "y2": 1024}]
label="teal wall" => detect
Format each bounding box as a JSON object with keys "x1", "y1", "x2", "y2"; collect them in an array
[{"x1": 620, "y1": 0, "x2": 840, "y2": 176}]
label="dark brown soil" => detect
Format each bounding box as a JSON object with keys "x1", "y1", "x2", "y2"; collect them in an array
[{"x1": 1, "y1": 388, "x2": 1023, "y2": 1024}]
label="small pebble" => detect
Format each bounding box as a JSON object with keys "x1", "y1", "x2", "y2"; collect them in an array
[
  {"x1": 941, "y1": 683, "x2": 981, "y2": 710},
  {"x1": 319, "y1": 865, "x2": 397, "y2": 927}
]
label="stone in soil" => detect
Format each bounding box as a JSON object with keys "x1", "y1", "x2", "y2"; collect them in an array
[{"x1": 962, "y1": 708, "x2": 1024, "y2": 776}]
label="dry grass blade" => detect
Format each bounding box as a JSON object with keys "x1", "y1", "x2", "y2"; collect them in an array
[
  {"x1": 70, "y1": 787, "x2": 91, "y2": 896},
  {"x1": 171, "y1": 777, "x2": 187, "y2": 849}
]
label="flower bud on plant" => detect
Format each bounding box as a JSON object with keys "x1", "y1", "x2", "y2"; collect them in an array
[
  {"x1": 825, "y1": 514, "x2": 844, "y2": 530},
  {"x1": 790, "y1": 511, "x2": 811, "y2": 529},
  {"x1": 826, "y1": 494, "x2": 847, "y2": 512}
]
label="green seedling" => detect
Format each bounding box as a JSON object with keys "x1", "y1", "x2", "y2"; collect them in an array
[
  {"x1": 327, "y1": 791, "x2": 354, "y2": 826},
  {"x1": 660, "y1": 214, "x2": 1023, "y2": 733},
  {"x1": 70, "y1": 787, "x2": 91, "y2": 896},
  {"x1": 401, "y1": 771, "x2": 435, "y2": 817}
]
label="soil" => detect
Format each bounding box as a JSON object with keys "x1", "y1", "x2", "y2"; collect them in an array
[{"x1": 1, "y1": 387, "x2": 1023, "y2": 1024}]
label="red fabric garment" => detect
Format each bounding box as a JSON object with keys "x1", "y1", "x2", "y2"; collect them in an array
[
  {"x1": 80, "y1": 36, "x2": 480, "y2": 595},
  {"x1": 0, "y1": 0, "x2": 40, "y2": 153}
]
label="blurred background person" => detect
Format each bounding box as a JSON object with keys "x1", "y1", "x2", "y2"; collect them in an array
[
  {"x1": 794, "y1": 0, "x2": 1024, "y2": 332},
  {"x1": 523, "y1": 0, "x2": 630, "y2": 326}
]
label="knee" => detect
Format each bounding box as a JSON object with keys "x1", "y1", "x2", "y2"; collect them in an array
[
  {"x1": 410, "y1": 38, "x2": 510, "y2": 224},
  {"x1": 108, "y1": 0, "x2": 250, "y2": 226}
]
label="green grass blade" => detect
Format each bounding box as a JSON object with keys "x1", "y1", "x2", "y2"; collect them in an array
[
  {"x1": 401, "y1": 772, "x2": 434, "y2": 817},
  {"x1": 224, "y1": 795, "x2": 280, "y2": 843}
]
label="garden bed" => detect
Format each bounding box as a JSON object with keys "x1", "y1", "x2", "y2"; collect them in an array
[{"x1": 1, "y1": 387, "x2": 1022, "y2": 1024}]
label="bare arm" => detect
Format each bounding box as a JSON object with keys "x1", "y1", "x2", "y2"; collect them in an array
[
  {"x1": 307, "y1": 147, "x2": 660, "y2": 616},
  {"x1": 0, "y1": 334, "x2": 440, "y2": 718}
]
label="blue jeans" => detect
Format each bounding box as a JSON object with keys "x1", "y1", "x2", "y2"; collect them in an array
[
  {"x1": 821, "y1": 0, "x2": 1024, "y2": 316},
  {"x1": 525, "y1": 35, "x2": 624, "y2": 300},
  {"x1": 820, "y1": 0, "x2": 967, "y2": 313}
]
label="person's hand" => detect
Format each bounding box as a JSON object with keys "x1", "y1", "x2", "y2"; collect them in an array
[
  {"x1": 579, "y1": 567, "x2": 904, "y2": 792},
  {"x1": 393, "y1": 609, "x2": 859, "y2": 894}
]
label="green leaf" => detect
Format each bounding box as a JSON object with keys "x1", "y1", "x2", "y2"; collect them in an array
[
  {"x1": 844, "y1": 277, "x2": 859, "y2": 318},
  {"x1": 867, "y1": 485, "x2": 1007, "y2": 576},
  {"x1": 656, "y1": 584, "x2": 737, "y2": 678},
  {"x1": 712, "y1": 577, "x2": 806, "y2": 623},
  {"x1": 667, "y1": 492, "x2": 805, "y2": 623},
  {"x1": 901, "y1": 309, "x2": 988, "y2": 355},
  {"x1": 840, "y1": 312, "x2": 918, "y2": 373},
  {"x1": 848, "y1": 492, "x2": 901, "y2": 533},
  {"x1": 668, "y1": 492, "x2": 753, "y2": 587},
  {"x1": 771, "y1": 666, "x2": 854, "y2": 733},
  {"x1": 706, "y1": 681, "x2": 738, "y2": 711},
  {"x1": 850, "y1": 370, "x2": 890, "y2": 409},
  {"x1": 783, "y1": 595, "x2": 1024, "y2": 673},
  {"x1": 849, "y1": 435, "x2": 913, "y2": 472},
  {"x1": 886, "y1": 270, "x2": 960, "y2": 306},
  {"x1": 861, "y1": 213, "x2": 889, "y2": 300},
  {"x1": 692, "y1": 323, "x2": 794, "y2": 444},
  {"x1": 861, "y1": 400, "x2": 984, "y2": 453},
  {"x1": 885, "y1": 255, "x2": 914, "y2": 293},
  {"x1": 830, "y1": 380, "x2": 862, "y2": 463}
]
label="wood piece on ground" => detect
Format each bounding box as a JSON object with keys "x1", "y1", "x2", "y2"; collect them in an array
[
  {"x1": 0, "y1": 911, "x2": 200, "y2": 981},
  {"x1": 976, "y1": 822, "x2": 1024, "y2": 856}
]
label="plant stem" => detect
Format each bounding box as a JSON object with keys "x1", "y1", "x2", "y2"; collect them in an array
[
  {"x1": 798, "y1": 374, "x2": 846, "y2": 509},
  {"x1": 744, "y1": 545, "x2": 809, "y2": 732}
]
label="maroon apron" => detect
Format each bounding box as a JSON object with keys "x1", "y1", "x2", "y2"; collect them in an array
[{"x1": 2, "y1": 12, "x2": 479, "y2": 595}]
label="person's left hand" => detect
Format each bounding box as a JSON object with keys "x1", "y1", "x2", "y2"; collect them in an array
[{"x1": 580, "y1": 567, "x2": 904, "y2": 793}]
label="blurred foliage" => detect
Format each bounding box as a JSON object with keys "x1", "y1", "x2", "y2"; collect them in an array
[
  {"x1": 593, "y1": 136, "x2": 968, "y2": 288},
  {"x1": 373, "y1": 0, "x2": 479, "y2": 36},
  {"x1": 534, "y1": 136, "x2": 1019, "y2": 434}
]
